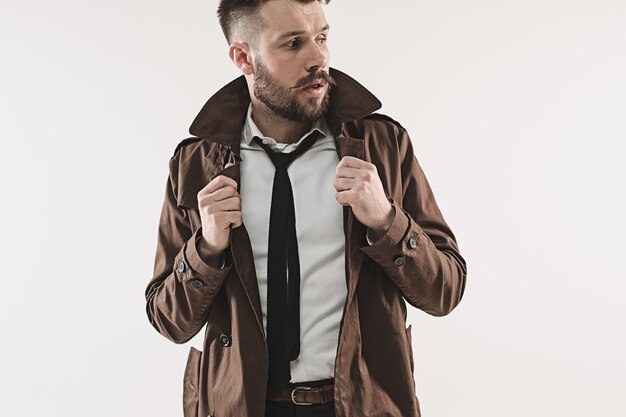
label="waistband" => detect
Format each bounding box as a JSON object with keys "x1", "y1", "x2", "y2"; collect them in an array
[{"x1": 267, "y1": 378, "x2": 335, "y2": 405}]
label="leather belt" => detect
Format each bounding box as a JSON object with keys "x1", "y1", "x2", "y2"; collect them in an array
[{"x1": 266, "y1": 383, "x2": 334, "y2": 405}]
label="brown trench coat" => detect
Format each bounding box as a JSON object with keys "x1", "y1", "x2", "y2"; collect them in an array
[{"x1": 145, "y1": 67, "x2": 467, "y2": 417}]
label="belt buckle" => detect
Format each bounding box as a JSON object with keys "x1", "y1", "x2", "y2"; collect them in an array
[{"x1": 291, "y1": 386, "x2": 314, "y2": 405}]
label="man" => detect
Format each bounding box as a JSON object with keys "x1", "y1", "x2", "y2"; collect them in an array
[{"x1": 145, "y1": 0, "x2": 467, "y2": 416}]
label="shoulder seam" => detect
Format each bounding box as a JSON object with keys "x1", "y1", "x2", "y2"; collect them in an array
[
  {"x1": 363, "y1": 112, "x2": 405, "y2": 130},
  {"x1": 172, "y1": 136, "x2": 203, "y2": 158}
]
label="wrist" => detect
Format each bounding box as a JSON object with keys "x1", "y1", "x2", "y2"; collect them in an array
[
  {"x1": 371, "y1": 202, "x2": 395, "y2": 236},
  {"x1": 197, "y1": 234, "x2": 225, "y2": 269}
]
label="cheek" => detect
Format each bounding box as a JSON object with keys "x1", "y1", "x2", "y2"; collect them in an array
[{"x1": 275, "y1": 58, "x2": 299, "y2": 73}]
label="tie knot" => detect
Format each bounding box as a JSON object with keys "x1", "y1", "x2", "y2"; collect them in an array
[{"x1": 253, "y1": 130, "x2": 321, "y2": 170}]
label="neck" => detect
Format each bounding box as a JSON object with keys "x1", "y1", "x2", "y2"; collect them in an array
[{"x1": 250, "y1": 100, "x2": 314, "y2": 144}]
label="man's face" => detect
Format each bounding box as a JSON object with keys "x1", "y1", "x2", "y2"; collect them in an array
[{"x1": 250, "y1": 0, "x2": 334, "y2": 122}]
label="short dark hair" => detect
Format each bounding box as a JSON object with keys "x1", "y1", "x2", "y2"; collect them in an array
[{"x1": 217, "y1": 0, "x2": 331, "y2": 44}]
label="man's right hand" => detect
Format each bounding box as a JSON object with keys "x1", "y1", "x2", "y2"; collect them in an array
[{"x1": 196, "y1": 162, "x2": 242, "y2": 265}]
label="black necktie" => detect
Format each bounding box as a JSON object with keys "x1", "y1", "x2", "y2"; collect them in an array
[{"x1": 253, "y1": 130, "x2": 321, "y2": 389}]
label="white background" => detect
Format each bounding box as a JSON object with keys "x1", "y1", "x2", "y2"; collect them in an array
[{"x1": 1, "y1": 1, "x2": 625, "y2": 416}]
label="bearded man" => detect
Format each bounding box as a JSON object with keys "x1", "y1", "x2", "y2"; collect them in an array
[{"x1": 145, "y1": 1, "x2": 467, "y2": 416}]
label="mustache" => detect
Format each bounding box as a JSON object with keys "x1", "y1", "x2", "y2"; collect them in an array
[{"x1": 295, "y1": 70, "x2": 337, "y2": 89}]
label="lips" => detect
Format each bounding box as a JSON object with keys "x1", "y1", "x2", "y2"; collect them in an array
[{"x1": 303, "y1": 79, "x2": 326, "y2": 89}]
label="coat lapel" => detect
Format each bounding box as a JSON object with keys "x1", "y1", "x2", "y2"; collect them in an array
[
  {"x1": 334, "y1": 135, "x2": 367, "y2": 304},
  {"x1": 210, "y1": 159, "x2": 267, "y2": 342}
]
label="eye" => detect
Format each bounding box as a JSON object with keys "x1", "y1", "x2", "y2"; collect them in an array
[
  {"x1": 285, "y1": 38, "x2": 302, "y2": 48},
  {"x1": 318, "y1": 36, "x2": 327, "y2": 44}
]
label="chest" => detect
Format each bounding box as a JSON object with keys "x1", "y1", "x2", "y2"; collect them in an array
[{"x1": 239, "y1": 141, "x2": 343, "y2": 240}]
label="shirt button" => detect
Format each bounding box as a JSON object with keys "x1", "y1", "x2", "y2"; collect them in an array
[
  {"x1": 177, "y1": 260, "x2": 186, "y2": 273},
  {"x1": 408, "y1": 235, "x2": 418, "y2": 249},
  {"x1": 191, "y1": 279, "x2": 203, "y2": 288},
  {"x1": 219, "y1": 333, "x2": 232, "y2": 347},
  {"x1": 394, "y1": 256, "x2": 405, "y2": 266}
]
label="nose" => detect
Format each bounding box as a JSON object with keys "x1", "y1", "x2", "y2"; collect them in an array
[{"x1": 305, "y1": 41, "x2": 329, "y2": 73}]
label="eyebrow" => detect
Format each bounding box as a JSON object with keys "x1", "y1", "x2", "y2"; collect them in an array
[{"x1": 278, "y1": 24, "x2": 330, "y2": 40}]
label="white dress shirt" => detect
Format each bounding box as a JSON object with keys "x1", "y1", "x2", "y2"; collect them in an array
[{"x1": 238, "y1": 104, "x2": 353, "y2": 383}]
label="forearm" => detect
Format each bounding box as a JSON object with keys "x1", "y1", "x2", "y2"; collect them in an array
[
  {"x1": 145, "y1": 227, "x2": 231, "y2": 343},
  {"x1": 360, "y1": 199, "x2": 466, "y2": 316}
]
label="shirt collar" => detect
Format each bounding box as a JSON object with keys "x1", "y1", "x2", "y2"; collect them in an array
[{"x1": 241, "y1": 103, "x2": 329, "y2": 151}]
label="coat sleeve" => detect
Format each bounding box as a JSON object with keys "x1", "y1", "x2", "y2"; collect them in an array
[
  {"x1": 360, "y1": 126, "x2": 467, "y2": 316},
  {"x1": 145, "y1": 154, "x2": 232, "y2": 343}
]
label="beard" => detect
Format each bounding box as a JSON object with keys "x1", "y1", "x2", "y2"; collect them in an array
[{"x1": 252, "y1": 58, "x2": 335, "y2": 123}]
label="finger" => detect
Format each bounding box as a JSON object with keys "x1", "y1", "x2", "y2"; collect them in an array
[
  {"x1": 206, "y1": 184, "x2": 239, "y2": 203},
  {"x1": 333, "y1": 177, "x2": 354, "y2": 192},
  {"x1": 200, "y1": 174, "x2": 238, "y2": 196},
  {"x1": 225, "y1": 210, "x2": 243, "y2": 228},
  {"x1": 337, "y1": 156, "x2": 367, "y2": 169},
  {"x1": 335, "y1": 165, "x2": 361, "y2": 179},
  {"x1": 212, "y1": 211, "x2": 235, "y2": 230},
  {"x1": 199, "y1": 195, "x2": 241, "y2": 213},
  {"x1": 335, "y1": 189, "x2": 352, "y2": 206}
]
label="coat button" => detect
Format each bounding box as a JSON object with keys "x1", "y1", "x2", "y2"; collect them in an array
[
  {"x1": 177, "y1": 260, "x2": 186, "y2": 273},
  {"x1": 394, "y1": 256, "x2": 405, "y2": 266},
  {"x1": 191, "y1": 279, "x2": 203, "y2": 288},
  {"x1": 408, "y1": 235, "x2": 418, "y2": 249},
  {"x1": 219, "y1": 333, "x2": 231, "y2": 347}
]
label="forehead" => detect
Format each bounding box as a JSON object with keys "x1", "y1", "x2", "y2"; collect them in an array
[{"x1": 258, "y1": 0, "x2": 327, "y2": 38}]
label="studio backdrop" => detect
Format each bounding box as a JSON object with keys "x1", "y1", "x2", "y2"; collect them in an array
[{"x1": 1, "y1": 1, "x2": 624, "y2": 416}]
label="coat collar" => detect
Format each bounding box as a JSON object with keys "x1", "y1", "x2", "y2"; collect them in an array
[{"x1": 188, "y1": 67, "x2": 382, "y2": 149}]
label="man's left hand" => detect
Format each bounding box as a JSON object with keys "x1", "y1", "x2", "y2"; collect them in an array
[{"x1": 334, "y1": 156, "x2": 394, "y2": 236}]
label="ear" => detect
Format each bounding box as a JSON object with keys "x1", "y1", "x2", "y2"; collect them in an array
[{"x1": 229, "y1": 42, "x2": 254, "y2": 76}]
